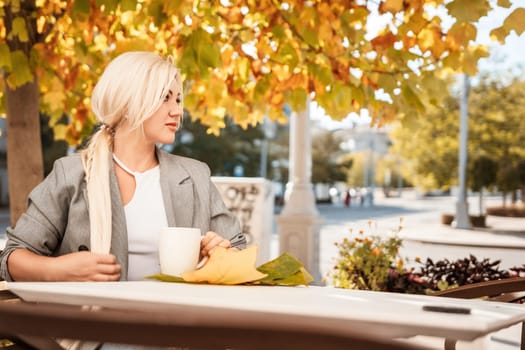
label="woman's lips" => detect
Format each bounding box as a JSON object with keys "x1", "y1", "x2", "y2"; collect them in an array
[{"x1": 165, "y1": 122, "x2": 178, "y2": 131}]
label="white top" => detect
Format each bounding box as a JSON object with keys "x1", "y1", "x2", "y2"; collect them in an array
[{"x1": 112, "y1": 154, "x2": 168, "y2": 281}]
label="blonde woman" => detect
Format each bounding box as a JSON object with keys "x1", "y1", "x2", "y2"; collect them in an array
[{"x1": 0, "y1": 51, "x2": 245, "y2": 282}]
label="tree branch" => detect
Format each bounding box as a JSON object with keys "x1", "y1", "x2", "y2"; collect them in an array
[{"x1": 36, "y1": 6, "x2": 67, "y2": 43}]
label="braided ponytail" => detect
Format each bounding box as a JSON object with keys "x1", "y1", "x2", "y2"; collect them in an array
[{"x1": 81, "y1": 127, "x2": 114, "y2": 253}]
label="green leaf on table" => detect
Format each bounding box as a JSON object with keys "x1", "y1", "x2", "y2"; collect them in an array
[
  {"x1": 260, "y1": 267, "x2": 313, "y2": 286},
  {"x1": 255, "y1": 253, "x2": 314, "y2": 286},
  {"x1": 146, "y1": 274, "x2": 186, "y2": 283},
  {"x1": 257, "y1": 253, "x2": 302, "y2": 279}
]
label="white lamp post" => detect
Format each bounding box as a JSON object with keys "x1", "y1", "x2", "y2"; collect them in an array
[{"x1": 456, "y1": 74, "x2": 471, "y2": 229}]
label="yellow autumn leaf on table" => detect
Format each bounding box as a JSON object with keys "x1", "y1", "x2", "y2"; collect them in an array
[{"x1": 182, "y1": 246, "x2": 267, "y2": 285}]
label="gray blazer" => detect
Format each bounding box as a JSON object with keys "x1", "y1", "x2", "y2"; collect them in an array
[{"x1": 0, "y1": 148, "x2": 243, "y2": 281}]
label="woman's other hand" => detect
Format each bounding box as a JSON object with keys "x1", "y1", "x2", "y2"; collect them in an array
[
  {"x1": 7, "y1": 249, "x2": 121, "y2": 282},
  {"x1": 54, "y1": 252, "x2": 121, "y2": 281},
  {"x1": 200, "y1": 231, "x2": 231, "y2": 257}
]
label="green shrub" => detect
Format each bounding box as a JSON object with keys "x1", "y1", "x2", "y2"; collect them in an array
[{"x1": 329, "y1": 225, "x2": 407, "y2": 291}]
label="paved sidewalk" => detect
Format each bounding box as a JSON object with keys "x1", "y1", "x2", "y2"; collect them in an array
[{"x1": 401, "y1": 218, "x2": 525, "y2": 248}]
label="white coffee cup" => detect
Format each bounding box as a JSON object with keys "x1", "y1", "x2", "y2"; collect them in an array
[{"x1": 159, "y1": 227, "x2": 201, "y2": 276}]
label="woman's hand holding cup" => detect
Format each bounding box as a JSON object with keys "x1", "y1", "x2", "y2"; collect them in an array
[{"x1": 200, "y1": 231, "x2": 231, "y2": 257}]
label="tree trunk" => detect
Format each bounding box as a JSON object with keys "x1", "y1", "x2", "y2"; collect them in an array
[
  {"x1": 5, "y1": 80, "x2": 44, "y2": 226},
  {"x1": 3, "y1": 0, "x2": 45, "y2": 226}
]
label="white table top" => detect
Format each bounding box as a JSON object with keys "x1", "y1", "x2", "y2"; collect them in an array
[{"x1": 8, "y1": 281, "x2": 525, "y2": 341}]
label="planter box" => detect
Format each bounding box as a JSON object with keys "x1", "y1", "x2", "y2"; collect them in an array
[
  {"x1": 441, "y1": 213, "x2": 455, "y2": 226},
  {"x1": 469, "y1": 215, "x2": 486, "y2": 228},
  {"x1": 486, "y1": 206, "x2": 525, "y2": 217},
  {"x1": 441, "y1": 214, "x2": 486, "y2": 227}
]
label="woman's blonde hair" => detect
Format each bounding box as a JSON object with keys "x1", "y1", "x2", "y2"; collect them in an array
[{"x1": 81, "y1": 51, "x2": 181, "y2": 254}]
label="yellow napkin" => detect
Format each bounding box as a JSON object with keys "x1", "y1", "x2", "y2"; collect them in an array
[{"x1": 182, "y1": 245, "x2": 267, "y2": 285}]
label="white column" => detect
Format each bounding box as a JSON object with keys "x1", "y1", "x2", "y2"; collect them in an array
[
  {"x1": 456, "y1": 74, "x2": 471, "y2": 229},
  {"x1": 368, "y1": 130, "x2": 375, "y2": 206},
  {"x1": 277, "y1": 102, "x2": 322, "y2": 283}
]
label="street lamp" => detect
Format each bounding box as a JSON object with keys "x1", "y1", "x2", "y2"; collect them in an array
[{"x1": 456, "y1": 74, "x2": 472, "y2": 229}]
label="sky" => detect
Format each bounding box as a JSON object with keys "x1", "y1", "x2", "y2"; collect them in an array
[
  {"x1": 312, "y1": 2, "x2": 525, "y2": 130},
  {"x1": 460, "y1": 2, "x2": 524, "y2": 76}
]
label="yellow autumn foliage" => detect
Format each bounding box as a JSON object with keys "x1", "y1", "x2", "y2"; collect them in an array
[{"x1": 1, "y1": 0, "x2": 522, "y2": 141}]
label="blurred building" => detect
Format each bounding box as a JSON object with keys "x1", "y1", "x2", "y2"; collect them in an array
[
  {"x1": 331, "y1": 123, "x2": 391, "y2": 155},
  {"x1": 330, "y1": 123, "x2": 394, "y2": 202}
]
